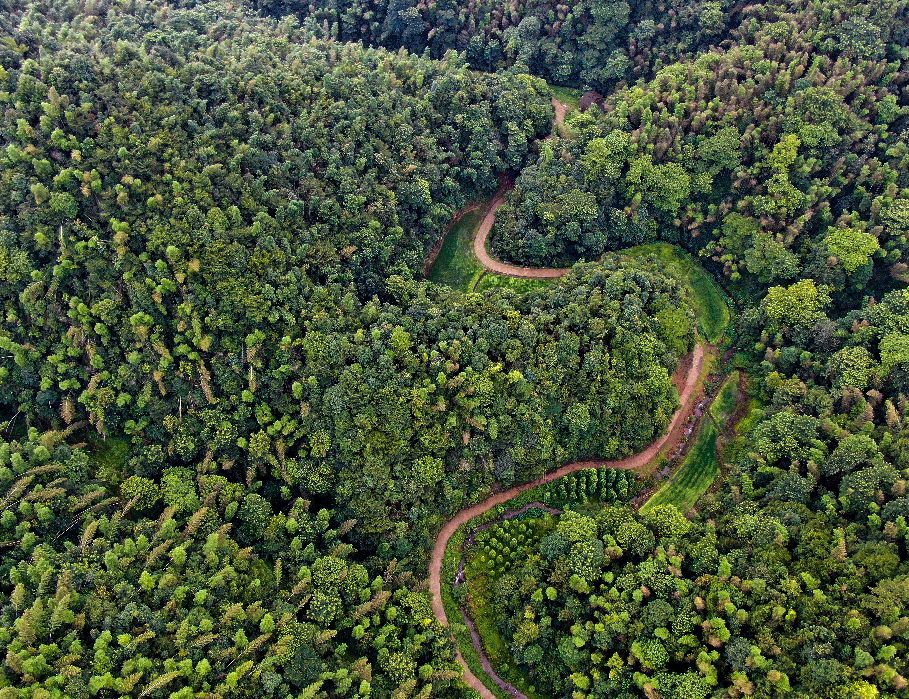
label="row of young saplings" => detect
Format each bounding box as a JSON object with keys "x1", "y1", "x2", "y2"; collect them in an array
[{"x1": 468, "y1": 468, "x2": 637, "y2": 577}]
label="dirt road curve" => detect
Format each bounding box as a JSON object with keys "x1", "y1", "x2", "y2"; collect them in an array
[
  {"x1": 428, "y1": 343, "x2": 706, "y2": 698},
  {"x1": 468, "y1": 97, "x2": 571, "y2": 281},
  {"x1": 472, "y1": 187, "x2": 571, "y2": 279}
]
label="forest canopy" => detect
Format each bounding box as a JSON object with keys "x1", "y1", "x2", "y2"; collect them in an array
[
  {"x1": 2, "y1": 0, "x2": 909, "y2": 697},
  {"x1": 0, "y1": 1, "x2": 695, "y2": 696}
]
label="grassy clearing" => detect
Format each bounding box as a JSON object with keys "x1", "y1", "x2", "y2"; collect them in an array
[
  {"x1": 709, "y1": 370, "x2": 741, "y2": 426},
  {"x1": 428, "y1": 209, "x2": 486, "y2": 291},
  {"x1": 474, "y1": 272, "x2": 549, "y2": 294},
  {"x1": 640, "y1": 419, "x2": 720, "y2": 514},
  {"x1": 623, "y1": 243, "x2": 731, "y2": 344},
  {"x1": 550, "y1": 84, "x2": 583, "y2": 110}
]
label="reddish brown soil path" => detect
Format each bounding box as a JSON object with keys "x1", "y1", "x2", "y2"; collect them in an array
[
  {"x1": 551, "y1": 97, "x2": 567, "y2": 129},
  {"x1": 461, "y1": 610, "x2": 528, "y2": 698},
  {"x1": 468, "y1": 97, "x2": 570, "y2": 280},
  {"x1": 429, "y1": 343, "x2": 707, "y2": 698},
  {"x1": 471, "y1": 185, "x2": 570, "y2": 279}
]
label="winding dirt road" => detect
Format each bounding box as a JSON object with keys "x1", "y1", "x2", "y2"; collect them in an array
[
  {"x1": 468, "y1": 97, "x2": 572, "y2": 280},
  {"x1": 471, "y1": 186, "x2": 571, "y2": 279},
  {"x1": 427, "y1": 96, "x2": 712, "y2": 697},
  {"x1": 429, "y1": 343, "x2": 707, "y2": 698}
]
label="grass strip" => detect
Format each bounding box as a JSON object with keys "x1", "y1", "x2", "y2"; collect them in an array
[
  {"x1": 640, "y1": 419, "x2": 720, "y2": 514},
  {"x1": 623, "y1": 243, "x2": 731, "y2": 344}
]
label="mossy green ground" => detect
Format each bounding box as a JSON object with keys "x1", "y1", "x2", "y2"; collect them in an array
[
  {"x1": 709, "y1": 371, "x2": 741, "y2": 425},
  {"x1": 550, "y1": 85, "x2": 583, "y2": 110},
  {"x1": 428, "y1": 209, "x2": 486, "y2": 291}
]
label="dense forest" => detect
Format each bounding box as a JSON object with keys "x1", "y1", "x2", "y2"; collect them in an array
[
  {"x1": 489, "y1": 1, "x2": 909, "y2": 277},
  {"x1": 0, "y1": 1, "x2": 690, "y2": 696},
  {"x1": 249, "y1": 0, "x2": 736, "y2": 92},
  {"x1": 1, "y1": 0, "x2": 909, "y2": 697},
  {"x1": 477, "y1": 0, "x2": 909, "y2": 696}
]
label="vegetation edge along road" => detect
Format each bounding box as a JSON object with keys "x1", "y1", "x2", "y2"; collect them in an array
[
  {"x1": 427, "y1": 95, "x2": 717, "y2": 696},
  {"x1": 428, "y1": 343, "x2": 707, "y2": 698},
  {"x1": 471, "y1": 184, "x2": 571, "y2": 279},
  {"x1": 469, "y1": 98, "x2": 571, "y2": 280},
  {"x1": 426, "y1": 96, "x2": 570, "y2": 284}
]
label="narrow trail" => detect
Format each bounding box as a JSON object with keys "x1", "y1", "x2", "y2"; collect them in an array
[
  {"x1": 551, "y1": 97, "x2": 567, "y2": 130},
  {"x1": 428, "y1": 96, "x2": 710, "y2": 697},
  {"x1": 471, "y1": 97, "x2": 570, "y2": 280},
  {"x1": 429, "y1": 343, "x2": 707, "y2": 698}
]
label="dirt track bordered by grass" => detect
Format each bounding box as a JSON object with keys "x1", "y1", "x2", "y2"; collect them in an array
[
  {"x1": 430, "y1": 344, "x2": 707, "y2": 699},
  {"x1": 640, "y1": 369, "x2": 744, "y2": 514},
  {"x1": 428, "y1": 209, "x2": 486, "y2": 291}
]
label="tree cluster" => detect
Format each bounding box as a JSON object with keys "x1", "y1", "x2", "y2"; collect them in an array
[
  {"x1": 250, "y1": 0, "x2": 736, "y2": 92},
  {"x1": 0, "y1": 3, "x2": 696, "y2": 696},
  {"x1": 4, "y1": 0, "x2": 909, "y2": 696},
  {"x1": 0, "y1": 428, "x2": 464, "y2": 697},
  {"x1": 488, "y1": 0, "x2": 909, "y2": 291}
]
